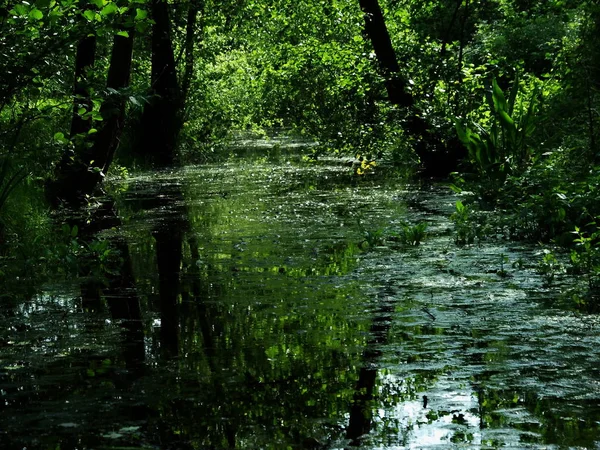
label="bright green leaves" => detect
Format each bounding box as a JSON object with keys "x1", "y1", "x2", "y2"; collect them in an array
[
  {"x1": 11, "y1": 3, "x2": 44, "y2": 20},
  {"x1": 54, "y1": 132, "x2": 69, "y2": 144},
  {"x1": 492, "y1": 78, "x2": 508, "y2": 114},
  {"x1": 100, "y1": 2, "x2": 119, "y2": 16},
  {"x1": 135, "y1": 8, "x2": 148, "y2": 21},
  {"x1": 456, "y1": 75, "x2": 542, "y2": 184},
  {"x1": 455, "y1": 119, "x2": 498, "y2": 177},
  {"x1": 12, "y1": 4, "x2": 29, "y2": 15},
  {"x1": 82, "y1": 9, "x2": 96, "y2": 21},
  {"x1": 29, "y1": 8, "x2": 44, "y2": 20},
  {"x1": 133, "y1": 7, "x2": 150, "y2": 33},
  {"x1": 82, "y1": 0, "x2": 132, "y2": 25}
]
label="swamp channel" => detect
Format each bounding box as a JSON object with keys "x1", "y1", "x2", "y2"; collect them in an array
[{"x1": 1, "y1": 139, "x2": 600, "y2": 449}]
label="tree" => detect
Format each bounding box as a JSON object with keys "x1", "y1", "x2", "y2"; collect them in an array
[
  {"x1": 358, "y1": 0, "x2": 459, "y2": 174},
  {"x1": 138, "y1": 0, "x2": 183, "y2": 166},
  {"x1": 47, "y1": 27, "x2": 135, "y2": 206}
]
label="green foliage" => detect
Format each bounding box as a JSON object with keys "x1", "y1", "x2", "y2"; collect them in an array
[
  {"x1": 450, "y1": 200, "x2": 475, "y2": 245},
  {"x1": 570, "y1": 223, "x2": 600, "y2": 292},
  {"x1": 537, "y1": 249, "x2": 563, "y2": 286},
  {"x1": 455, "y1": 76, "x2": 541, "y2": 190},
  {"x1": 391, "y1": 221, "x2": 428, "y2": 246},
  {"x1": 357, "y1": 219, "x2": 386, "y2": 249}
]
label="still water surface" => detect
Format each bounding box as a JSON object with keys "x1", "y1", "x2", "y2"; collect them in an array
[{"x1": 1, "y1": 143, "x2": 600, "y2": 449}]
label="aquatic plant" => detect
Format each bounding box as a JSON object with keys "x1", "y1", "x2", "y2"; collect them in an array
[
  {"x1": 455, "y1": 76, "x2": 541, "y2": 189},
  {"x1": 360, "y1": 226, "x2": 386, "y2": 248},
  {"x1": 537, "y1": 249, "x2": 563, "y2": 286},
  {"x1": 450, "y1": 200, "x2": 475, "y2": 245},
  {"x1": 353, "y1": 155, "x2": 377, "y2": 176},
  {"x1": 395, "y1": 221, "x2": 428, "y2": 246},
  {"x1": 570, "y1": 223, "x2": 600, "y2": 292}
]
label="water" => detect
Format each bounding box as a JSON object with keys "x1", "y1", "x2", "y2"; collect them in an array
[{"x1": 1, "y1": 144, "x2": 600, "y2": 449}]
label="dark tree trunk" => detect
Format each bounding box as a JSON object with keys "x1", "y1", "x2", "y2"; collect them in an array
[
  {"x1": 47, "y1": 30, "x2": 134, "y2": 207},
  {"x1": 181, "y1": 0, "x2": 201, "y2": 105},
  {"x1": 96, "y1": 31, "x2": 135, "y2": 174},
  {"x1": 49, "y1": 33, "x2": 96, "y2": 204},
  {"x1": 358, "y1": 0, "x2": 465, "y2": 176},
  {"x1": 441, "y1": 0, "x2": 462, "y2": 56},
  {"x1": 140, "y1": 0, "x2": 182, "y2": 166},
  {"x1": 358, "y1": 0, "x2": 413, "y2": 107},
  {"x1": 71, "y1": 35, "x2": 97, "y2": 137}
]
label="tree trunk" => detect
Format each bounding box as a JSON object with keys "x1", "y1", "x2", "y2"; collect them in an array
[
  {"x1": 49, "y1": 34, "x2": 96, "y2": 204},
  {"x1": 182, "y1": 0, "x2": 201, "y2": 105},
  {"x1": 47, "y1": 29, "x2": 134, "y2": 207},
  {"x1": 96, "y1": 30, "x2": 135, "y2": 174},
  {"x1": 71, "y1": 35, "x2": 96, "y2": 137},
  {"x1": 140, "y1": 0, "x2": 182, "y2": 166},
  {"x1": 358, "y1": 0, "x2": 414, "y2": 107},
  {"x1": 358, "y1": 0, "x2": 465, "y2": 176}
]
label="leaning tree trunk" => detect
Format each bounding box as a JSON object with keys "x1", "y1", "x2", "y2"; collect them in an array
[
  {"x1": 357, "y1": 0, "x2": 463, "y2": 175},
  {"x1": 358, "y1": 0, "x2": 414, "y2": 107},
  {"x1": 139, "y1": 0, "x2": 182, "y2": 166},
  {"x1": 47, "y1": 28, "x2": 134, "y2": 207}
]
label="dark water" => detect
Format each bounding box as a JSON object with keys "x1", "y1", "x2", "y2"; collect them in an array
[{"x1": 1, "y1": 143, "x2": 600, "y2": 449}]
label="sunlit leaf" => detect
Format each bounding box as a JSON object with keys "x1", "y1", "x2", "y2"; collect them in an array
[
  {"x1": 82, "y1": 10, "x2": 95, "y2": 21},
  {"x1": 13, "y1": 4, "x2": 29, "y2": 15},
  {"x1": 135, "y1": 8, "x2": 147, "y2": 20},
  {"x1": 29, "y1": 8, "x2": 43, "y2": 20},
  {"x1": 100, "y1": 2, "x2": 118, "y2": 16}
]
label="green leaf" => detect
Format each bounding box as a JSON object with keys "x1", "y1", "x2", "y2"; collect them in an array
[
  {"x1": 455, "y1": 120, "x2": 469, "y2": 145},
  {"x1": 116, "y1": 30, "x2": 129, "y2": 38},
  {"x1": 498, "y1": 110, "x2": 514, "y2": 128},
  {"x1": 13, "y1": 4, "x2": 29, "y2": 15},
  {"x1": 29, "y1": 8, "x2": 43, "y2": 20},
  {"x1": 54, "y1": 132, "x2": 65, "y2": 141},
  {"x1": 507, "y1": 74, "x2": 519, "y2": 115},
  {"x1": 100, "y1": 2, "x2": 118, "y2": 16},
  {"x1": 492, "y1": 78, "x2": 507, "y2": 113},
  {"x1": 82, "y1": 9, "x2": 95, "y2": 21},
  {"x1": 90, "y1": 0, "x2": 104, "y2": 7},
  {"x1": 135, "y1": 8, "x2": 148, "y2": 20}
]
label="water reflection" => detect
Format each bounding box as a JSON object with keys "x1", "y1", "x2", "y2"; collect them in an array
[{"x1": 1, "y1": 153, "x2": 600, "y2": 448}]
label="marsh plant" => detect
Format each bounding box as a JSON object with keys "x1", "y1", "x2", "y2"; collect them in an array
[
  {"x1": 455, "y1": 77, "x2": 541, "y2": 192},
  {"x1": 398, "y1": 221, "x2": 428, "y2": 246},
  {"x1": 537, "y1": 249, "x2": 563, "y2": 286},
  {"x1": 361, "y1": 226, "x2": 386, "y2": 248},
  {"x1": 450, "y1": 200, "x2": 476, "y2": 245},
  {"x1": 570, "y1": 223, "x2": 600, "y2": 291}
]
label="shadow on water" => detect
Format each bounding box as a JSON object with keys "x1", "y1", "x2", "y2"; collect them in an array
[
  {"x1": 346, "y1": 285, "x2": 397, "y2": 446},
  {"x1": 0, "y1": 197, "x2": 146, "y2": 449},
  {"x1": 2, "y1": 145, "x2": 600, "y2": 449}
]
